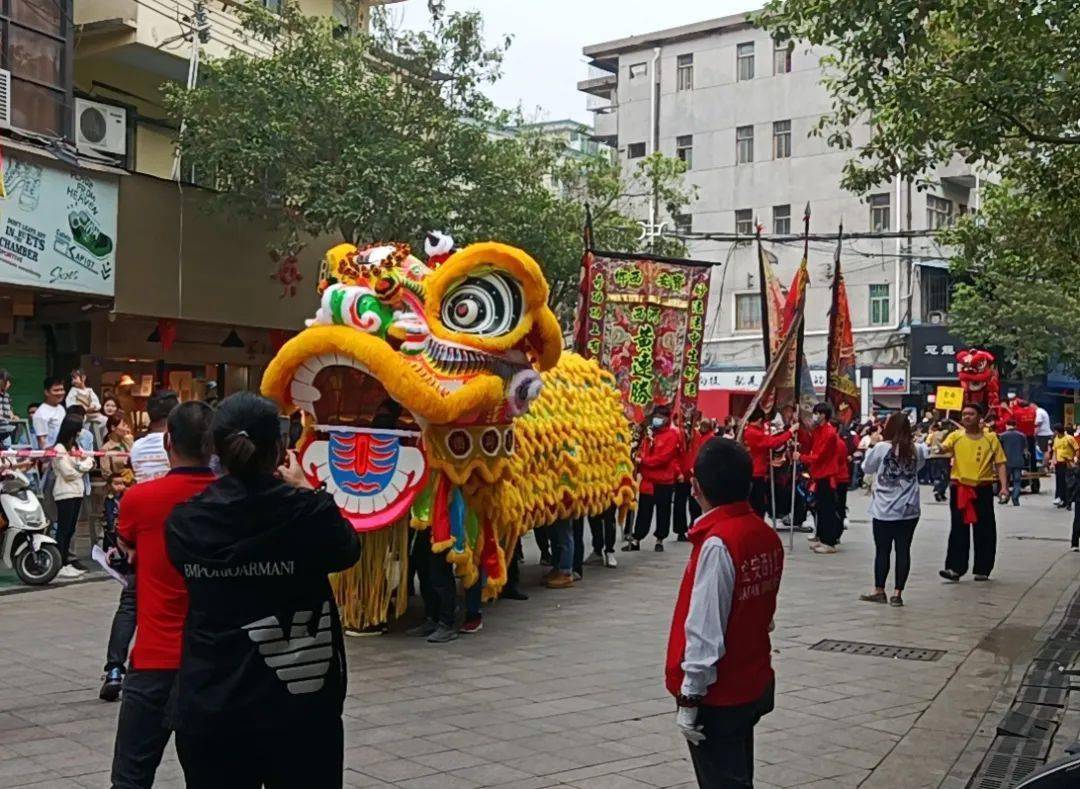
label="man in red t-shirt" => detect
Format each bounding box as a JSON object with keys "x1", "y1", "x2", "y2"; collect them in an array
[{"x1": 110, "y1": 402, "x2": 216, "y2": 789}]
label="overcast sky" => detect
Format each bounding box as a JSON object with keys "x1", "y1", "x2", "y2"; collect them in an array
[{"x1": 390, "y1": 0, "x2": 752, "y2": 123}]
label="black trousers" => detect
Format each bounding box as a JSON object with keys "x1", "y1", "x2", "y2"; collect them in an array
[
  {"x1": 749, "y1": 478, "x2": 769, "y2": 518},
  {"x1": 105, "y1": 577, "x2": 137, "y2": 671},
  {"x1": 687, "y1": 681, "x2": 774, "y2": 789},
  {"x1": 589, "y1": 507, "x2": 616, "y2": 553},
  {"x1": 814, "y1": 478, "x2": 839, "y2": 546},
  {"x1": 572, "y1": 517, "x2": 585, "y2": 575},
  {"x1": 872, "y1": 518, "x2": 918, "y2": 589},
  {"x1": 411, "y1": 535, "x2": 456, "y2": 627},
  {"x1": 176, "y1": 716, "x2": 343, "y2": 789},
  {"x1": 55, "y1": 496, "x2": 82, "y2": 563},
  {"x1": 110, "y1": 669, "x2": 176, "y2": 789},
  {"x1": 534, "y1": 525, "x2": 551, "y2": 557},
  {"x1": 946, "y1": 484, "x2": 997, "y2": 577},
  {"x1": 837, "y1": 484, "x2": 849, "y2": 524},
  {"x1": 634, "y1": 483, "x2": 674, "y2": 542},
  {"x1": 673, "y1": 481, "x2": 693, "y2": 536},
  {"x1": 1057, "y1": 465, "x2": 1069, "y2": 501},
  {"x1": 931, "y1": 458, "x2": 950, "y2": 499},
  {"x1": 1073, "y1": 507, "x2": 1080, "y2": 548},
  {"x1": 689, "y1": 494, "x2": 702, "y2": 524}
]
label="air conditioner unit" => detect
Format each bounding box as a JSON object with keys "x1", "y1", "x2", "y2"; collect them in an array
[
  {"x1": 75, "y1": 98, "x2": 127, "y2": 157},
  {"x1": 0, "y1": 69, "x2": 10, "y2": 129},
  {"x1": 927, "y1": 310, "x2": 947, "y2": 325}
]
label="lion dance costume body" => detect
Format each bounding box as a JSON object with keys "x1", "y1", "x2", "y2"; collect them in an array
[{"x1": 262, "y1": 239, "x2": 636, "y2": 629}]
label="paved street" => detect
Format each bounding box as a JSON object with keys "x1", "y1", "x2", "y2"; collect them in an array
[{"x1": 1, "y1": 487, "x2": 1079, "y2": 789}]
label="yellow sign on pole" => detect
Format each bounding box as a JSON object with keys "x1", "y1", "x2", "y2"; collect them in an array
[{"x1": 935, "y1": 385, "x2": 965, "y2": 412}]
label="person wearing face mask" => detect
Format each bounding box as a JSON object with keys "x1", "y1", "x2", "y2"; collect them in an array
[
  {"x1": 626, "y1": 406, "x2": 682, "y2": 552},
  {"x1": 798, "y1": 403, "x2": 841, "y2": 554},
  {"x1": 742, "y1": 409, "x2": 793, "y2": 518},
  {"x1": 667, "y1": 438, "x2": 783, "y2": 788}
]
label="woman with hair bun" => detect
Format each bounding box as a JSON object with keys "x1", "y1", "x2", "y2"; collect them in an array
[{"x1": 166, "y1": 391, "x2": 360, "y2": 787}]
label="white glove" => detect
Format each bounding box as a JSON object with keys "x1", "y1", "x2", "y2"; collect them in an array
[{"x1": 676, "y1": 705, "x2": 705, "y2": 745}]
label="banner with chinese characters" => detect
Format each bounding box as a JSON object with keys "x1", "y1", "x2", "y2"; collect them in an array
[
  {"x1": 0, "y1": 152, "x2": 118, "y2": 296},
  {"x1": 575, "y1": 254, "x2": 711, "y2": 426}
]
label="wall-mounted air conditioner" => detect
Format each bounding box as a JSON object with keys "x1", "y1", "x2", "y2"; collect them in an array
[
  {"x1": 927, "y1": 310, "x2": 947, "y2": 325},
  {"x1": 75, "y1": 98, "x2": 127, "y2": 157}
]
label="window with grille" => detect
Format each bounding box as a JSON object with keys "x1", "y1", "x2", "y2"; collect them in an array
[
  {"x1": 676, "y1": 134, "x2": 693, "y2": 169},
  {"x1": 772, "y1": 120, "x2": 791, "y2": 159},
  {"x1": 1, "y1": 0, "x2": 72, "y2": 138},
  {"x1": 773, "y1": 39, "x2": 792, "y2": 74},
  {"x1": 674, "y1": 213, "x2": 692, "y2": 234},
  {"x1": 677, "y1": 53, "x2": 694, "y2": 91},
  {"x1": 773, "y1": 204, "x2": 791, "y2": 234},
  {"x1": 736, "y1": 42, "x2": 755, "y2": 80},
  {"x1": 926, "y1": 195, "x2": 954, "y2": 229},
  {"x1": 629, "y1": 62, "x2": 647, "y2": 79},
  {"x1": 869, "y1": 284, "x2": 890, "y2": 326},
  {"x1": 735, "y1": 208, "x2": 754, "y2": 235},
  {"x1": 735, "y1": 293, "x2": 762, "y2": 331},
  {"x1": 870, "y1": 193, "x2": 891, "y2": 231},
  {"x1": 922, "y1": 268, "x2": 952, "y2": 318},
  {"x1": 627, "y1": 142, "x2": 646, "y2": 159},
  {"x1": 736, "y1": 125, "x2": 754, "y2": 163}
]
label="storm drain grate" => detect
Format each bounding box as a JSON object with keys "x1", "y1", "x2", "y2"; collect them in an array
[
  {"x1": 997, "y1": 707, "x2": 1060, "y2": 740},
  {"x1": 994, "y1": 734, "x2": 1055, "y2": 761},
  {"x1": 1021, "y1": 668, "x2": 1069, "y2": 689},
  {"x1": 970, "y1": 751, "x2": 1042, "y2": 789},
  {"x1": 809, "y1": 639, "x2": 945, "y2": 661}
]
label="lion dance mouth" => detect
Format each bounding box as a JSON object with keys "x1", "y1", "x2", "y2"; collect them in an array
[{"x1": 262, "y1": 238, "x2": 635, "y2": 629}]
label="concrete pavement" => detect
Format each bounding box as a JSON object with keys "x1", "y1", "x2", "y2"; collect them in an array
[{"x1": 0, "y1": 486, "x2": 1078, "y2": 788}]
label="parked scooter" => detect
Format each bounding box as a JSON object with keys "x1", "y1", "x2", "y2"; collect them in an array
[{"x1": 0, "y1": 469, "x2": 61, "y2": 585}]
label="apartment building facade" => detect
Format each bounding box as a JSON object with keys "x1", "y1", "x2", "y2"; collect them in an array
[
  {"x1": 580, "y1": 13, "x2": 975, "y2": 412},
  {"x1": 0, "y1": 0, "x2": 397, "y2": 413}
]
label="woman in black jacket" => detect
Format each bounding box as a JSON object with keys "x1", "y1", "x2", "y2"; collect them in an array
[{"x1": 166, "y1": 392, "x2": 360, "y2": 788}]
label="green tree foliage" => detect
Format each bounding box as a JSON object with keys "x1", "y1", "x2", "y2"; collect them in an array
[
  {"x1": 758, "y1": 0, "x2": 1080, "y2": 373},
  {"x1": 164, "y1": 0, "x2": 694, "y2": 318}
]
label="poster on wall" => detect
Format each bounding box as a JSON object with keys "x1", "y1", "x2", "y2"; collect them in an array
[
  {"x1": 575, "y1": 253, "x2": 711, "y2": 426},
  {"x1": 0, "y1": 152, "x2": 118, "y2": 296}
]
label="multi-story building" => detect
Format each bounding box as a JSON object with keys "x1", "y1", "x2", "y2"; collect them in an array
[
  {"x1": 0, "y1": 0, "x2": 398, "y2": 416},
  {"x1": 580, "y1": 12, "x2": 976, "y2": 413}
]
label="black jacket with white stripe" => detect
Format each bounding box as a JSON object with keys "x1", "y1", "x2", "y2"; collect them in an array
[{"x1": 166, "y1": 474, "x2": 361, "y2": 734}]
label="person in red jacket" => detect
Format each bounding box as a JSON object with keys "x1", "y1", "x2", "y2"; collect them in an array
[
  {"x1": 832, "y1": 424, "x2": 854, "y2": 533},
  {"x1": 667, "y1": 437, "x2": 783, "y2": 787},
  {"x1": 742, "y1": 408, "x2": 793, "y2": 518},
  {"x1": 797, "y1": 402, "x2": 840, "y2": 553},
  {"x1": 674, "y1": 417, "x2": 717, "y2": 540},
  {"x1": 627, "y1": 405, "x2": 682, "y2": 552}
]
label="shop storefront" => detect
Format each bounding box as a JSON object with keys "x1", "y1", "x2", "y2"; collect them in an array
[
  {"x1": 698, "y1": 366, "x2": 909, "y2": 419},
  {"x1": 0, "y1": 148, "x2": 120, "y2": 414},
  {"x1": 907, "y1": 324, "x2": 966, "y2": 405}
]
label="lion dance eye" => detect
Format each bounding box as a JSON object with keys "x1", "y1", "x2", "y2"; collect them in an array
[{"x1": 441, "y1": 271, "x2": 523, "y2": 336}]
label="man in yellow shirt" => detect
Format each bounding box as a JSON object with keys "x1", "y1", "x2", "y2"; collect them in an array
[
  {"x1": 1050, "y1": 423, "x2": 1078, "y2": 508},
  {"x1": 938, "y1": 403, "x2": 1007, "y2": 583}
]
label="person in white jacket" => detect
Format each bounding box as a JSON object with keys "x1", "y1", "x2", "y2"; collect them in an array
[{"x1": 52, "y1": 413, "x2": 95, "y2": 579}]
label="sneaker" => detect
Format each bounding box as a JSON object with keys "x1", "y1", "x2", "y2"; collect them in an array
[
  {"x1": 889, "y1": 594, "x2": 904, "y2": 607},
  {"x1": 545, "y1": 571, "x2": 574, "y2": 589},
  {"x1": 1054, "y1": 497, "x2": 1063, "y2": 506},
  {"x1": 459, "y1": 617, "x2": 483, "y2": 634},
  {"x1": 603, "y1": 552, "x2": 618, "y2": 568},
  {"x1": 70, "y1": 559, "x2": 89, "y2": 572},
  {"x1": 406, "y1": 619, "x2": 438, "y2": 638},
  {"x1": 539, "y1": 552, "x2": 553, "y2": 567},
  {"x1": 811, "y1": 543, "x2": 838, "y2": 554},
  {"x1": 583, "y1": 551, "x2": 604, "y2": 566},
  {"x1": 654, "y1": 542, "x2": 665, "y2": 553},
  {"x1": 427, "y1": 624, "x2": 459, "y2": 643},
  {"x1": 796, "y1": 524, "x2": 815, "y2": 533},
  {"x1": 572, "y1": 571, "x2": 583, "y2": 581},
  {"x1": 806, "y1": 532, "x2": 819, "y2": 542},
  {"x1": 345, "y1": 624, "x2": 387, "y2": 637},
  {"x1": 99, "y1": 668, "x2": 124, "y2": 702},
  {"x1": 676, "y1": 534, "x2": 689, "y2": 542},
  {"x1": 1072, "y1": 546, "x2": 1079, "y2": 553},
  {"x1": 973, "y1": 574, "x2": 990, "y2": 582},
  {"x1": 939, "y1": 569, "x2": 961, "y2": 583},
  {"x1": 57, "y1": 565, "x2": 84, "y2": 579},
  {"x1": 622, "y1": 540, "x2": 640, "y2": 552},
  {"x1": 500, "y1": 588, "x2": 529, "y2": 601},
  {"x1": 781, "y1": 516, "x2": 792, "y2": 527}
]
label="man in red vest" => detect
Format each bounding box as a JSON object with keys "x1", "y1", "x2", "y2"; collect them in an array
[
  {"x1": 742, "y1": 408, "x2": 792, "y2": 518},
  {"x1": 797, "y1": 402, "x2": 840, "y2": 553},
  {"x1": 666, "y1": 438, "x2": 783, "y2": 788}
]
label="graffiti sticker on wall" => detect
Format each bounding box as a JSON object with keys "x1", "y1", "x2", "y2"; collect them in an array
[{"x1": 0, "y1": 153, "x2": 118, "y2": 296}]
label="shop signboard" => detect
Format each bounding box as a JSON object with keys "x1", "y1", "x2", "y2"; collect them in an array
[
  {"x1": 0, "y1": 152, "x2": 118, "y2": 297},
  {"x1": 909, "y1": 324, "x2": 964, "y2": 380},
  {"x1": 700, "y1": 367, "x2": 908, "y2": 394}
]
